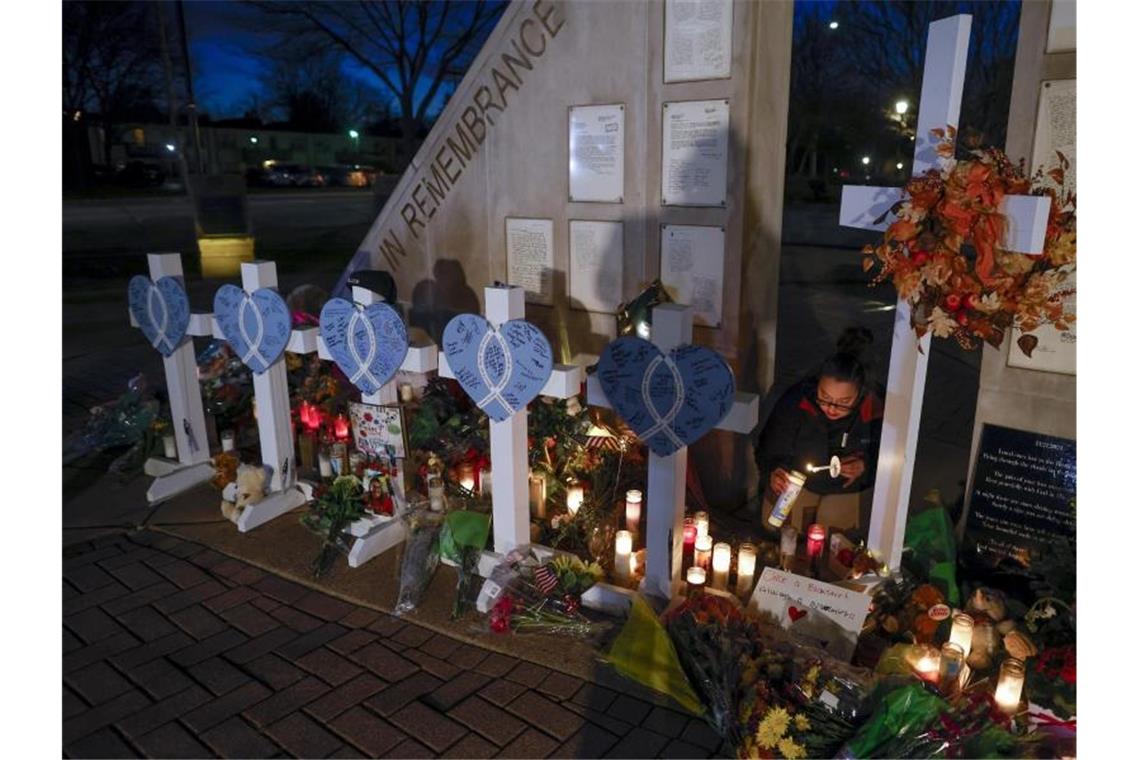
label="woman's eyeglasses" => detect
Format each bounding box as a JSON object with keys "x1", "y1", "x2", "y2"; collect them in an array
[{"x1": 816, "y1": 394, "x2": 857, "y2": 413}]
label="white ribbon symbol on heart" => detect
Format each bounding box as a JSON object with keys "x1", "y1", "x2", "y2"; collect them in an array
[
  {"x1": 237, "y1": 294, "x2": 269, "y2": 369},
  {"x1": 345, "y1": 306, "x2": 382, "y2": 390},
  {"x1": 146, "y1": 285, "x2": 176, "y2": 353},
  {"x1": 475, "y1": 330, "x2": 514, "y2": 413},
  {"x1": 639, "y1": 355, "x2": 686, "y2": 451}
]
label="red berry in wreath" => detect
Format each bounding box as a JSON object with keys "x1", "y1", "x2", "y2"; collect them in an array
[
  {"x1": 912, "y1": 251, "x2": 930, "y2": 266},
  {"x1": 944, "y1": 293, "x2": 962, "y2": 311},
  {"x1": 963, "y1": 293, "x2": 979, "y2": 310},
  {"x1": 956, "y1": 311, "x2": 970, "y2": 327}
]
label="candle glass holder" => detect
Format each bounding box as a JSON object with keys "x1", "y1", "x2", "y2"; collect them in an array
[
  {"x1": 682, "y1": 517, "x2": 697, "y2": 570},
  {"x1": 779, "y1": 526, "x2": 798, "y2": 571},
  {"x1": 994, "y1": 658, "x2": 1026, "y2": 714},
  {"x1": 711, "y1": 542, "x2": 732, "y2": 590},
  {"x1": 624, "y1": 490, "x2": 643, "y2": 536},
  {"x1": 949, "y1": 612, "x2": 974, "y2": 658},
  {"x1": 686, "y1": 566, "x2": 706, "y2": 593},
  {"x1": 694, "y1": 535, "x2": 713, "y2": 571},
  {"x1": 528, "y1": 472, "x2": 547, "y2": 520},
  {"x1": 694, "y1": 511, "x2": 710, "y2": 541},
  {"x1": 939, "y1": 642, "x2": 965, "y2": 696},
  {"x1": 735, "y1": 542, "x2": 758, "y2": 598}
]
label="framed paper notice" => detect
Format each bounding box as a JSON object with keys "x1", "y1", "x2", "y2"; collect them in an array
[
  {"x1": 1031, "y1": 80, "x2": 1075, "y2": 200},
  {"x1": 569, "y1": 220, "x2": 623, "y2": 313},
  {"x1": 661, "y1": 99, "x2": 729, "y2": 207},
  {"x1": 660, "y1": 224, "x2": 725, "y2": 327},
  {"x1": 505, "y1": 217, "x2": 554, "y2": 306},
  {"x1": 569, "y1": 104, "x2": 625, "y2": 203},
  {"x1": 664, "y1": 0, "x2": 733, "y2": 83}
]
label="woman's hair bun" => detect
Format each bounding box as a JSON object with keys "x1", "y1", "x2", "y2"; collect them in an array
[{"x1": 836, "y1": 326, "x2": 873, "y2": 360}]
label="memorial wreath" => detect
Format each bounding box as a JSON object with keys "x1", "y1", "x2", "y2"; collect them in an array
[{"x1": 862, "y1": 127, "x2": 1076, "y2": 357}]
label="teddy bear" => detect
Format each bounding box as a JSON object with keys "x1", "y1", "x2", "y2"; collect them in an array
[{"x1": 221, "y1": 464, "x2": 269, "y2": 524}]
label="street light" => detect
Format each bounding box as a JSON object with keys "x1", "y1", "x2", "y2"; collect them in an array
[
  {"x1": 249, "y1": 136, "x2": 258, "y2": 144},
  {"x1": 348, "y1": 129, "x2": 359, "y2": 139},
  {"x1": 895, "y1": 100, "x2": 909, "y2": 115},
  {"x1": 165, "y1": 143, "x2": 176, "y2": 152},
  {"x1": 829, "y1": 21, "x2": 839, "y2": 30},
  {"x1": 896, "y1": 162, "x2": 904, "y2": 170},
  {"x1": 861, "y1": 156, "x2": 870, "y2": 166}
]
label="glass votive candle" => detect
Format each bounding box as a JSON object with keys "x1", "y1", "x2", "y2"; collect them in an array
[
  {"x1": 162, "y1": 433, "x2": 177, "y2": 459},
  {"x1": 428, "y1": 474, "x2": 445, "y2": 512},
  {"x1": 694, "y1": 511, "x2": 710, "y2": 541},
  {"x1": 624, "y1": 490, "x2": 642, "y2": 534},
  {"x1": 399, "y1": 383, "x2": 415, "y2": 403},
  {"x1": 949, "y1": 612, "x2": 974, "y2": 658},
  {"x1": 806, "y1": 523, "x2": 827, "y2": 559},
  {"x1": 457, "y1": 463, "x2": 476, "y2": 493},
  {"x1": 528, "y1": 472, "x2": 547, "y2": 519},
  {"x1": 711, "y1": 542, "x2": 732, "y2": 589},
  {"x1": 780, "y1": 526, "x2": 798, "y2": 570},
  {"x1": 909, "y1": 643, "x2": 941, "y2": 684},
  {"x1": 735, "y1": 542, "x2": 757, "y2": 598},
  {"x1": 994, "y1": 658, "x2": 1026, "y2": 714},
  {"x1": 221, "y1": 430, "x2": 236, "y2": 452},
  {"x1": 939, "y1": 642, "x2": 966, "y2": 695},
  {"x1": 566, "y1": 482, "x2": 584, "y2": 516},
  {"x1": 694, "y1": 534, "x2": 713, "y2": 571},
  {"x1": 614, "y1": 530, "x2": 633, "y2": 583},
  {"x1": 479, "y1": 467, "x2": 492, "y2": 498},
  {"x1": 686, "y1": 566, "x2": 706, "y2": 592}
]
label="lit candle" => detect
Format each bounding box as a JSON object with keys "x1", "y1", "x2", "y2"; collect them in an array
[
  {"x1": 428, "y1": 474, "x2": 445, "y2": 512},
  {"x1": 615, "y1": 530, "x2": 633, "y2": 583},
  {"x1": 624, "y1": 490, "x2": 643, "y2": 534},
  {"x1": 162, "y1": 433, "x2": 177, "y2": 459},
  {"x1": 910, "y1": 643, "x2": 941, "y2": 684},
  {"x1": 686, "y1": 566, "x2": 706, "y2": 591},
  {"x1": 318, "y1": 450, "x2": 333, "y2": 478},
  {"x1": 221, "y1": 430, "x2": 235, "y2": 452},
  {"x1": 399, "y1": 383, "x2": 415, "y2": 403},
  {"x1": 529, "y1": 472, "x2": 547, "y2": 519},
  {"x1": 333, "y1": 414, "x2": 350, "y2": 441},
  {"x1": 806, "y1": 523, "x2": 826, "y2": 560},
  {"x1": 994, "y1": 658, "x2": 1026, "y2": 714},
  {"x1": 566, "y1": 482, "x2": 584, "y2": 516},
  {"x1": 479, "y1": 467, "x2": 492, "y2": 498},
  {"x1": 694, "y1": 511, "x2": 710, "y2": 541},
  {"x1": 694, "y1": 535, "x2": 713, "y2": 571},
  {"x1": 682, "y1": 517, "x2": 697, "y2": 570},
  {"x1": 780, "y1": 526, "x2": 798, "y2": 571},
  {"x1": 457, "y1": 463, "x2": 476, "y2": 493},
  {"x1": 939, "y1": 642, "x2": 966, "y2": 695},
  {"x1": 949, "y1": 613, "x2": 974, "y2": 658},
  {"x1": 735, "y1": 542, "x2": 757, "y2": 598},
  {"x1": 711, "y1": 542, "x2": 732, "y2": 589}
]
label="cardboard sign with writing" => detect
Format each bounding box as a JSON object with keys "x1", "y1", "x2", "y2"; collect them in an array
[
  {"x1": 349, "y1": 402, "x2": 407, "y2": 459},
  {"x1": 747, "y1": 568, "x2": 872, "y2": 661}
]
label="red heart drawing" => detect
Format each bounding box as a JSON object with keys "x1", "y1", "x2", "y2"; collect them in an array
[{"x1": 788, "y1": 606, "x2": 808, "y2": 623}]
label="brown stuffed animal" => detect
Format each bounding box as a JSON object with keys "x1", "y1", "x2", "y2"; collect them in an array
[{"x1": 221, "y1": 464, "x2": 269, "y2": 524}]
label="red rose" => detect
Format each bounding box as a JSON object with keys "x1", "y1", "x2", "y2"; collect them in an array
[{"x1": 490, "y1": 616, "x2": 510, "y2": 634}]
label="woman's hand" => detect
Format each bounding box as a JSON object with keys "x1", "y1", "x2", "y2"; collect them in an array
[
  {"x1": 839, "y1": 455, "x2": 865, "y2": 488},
  {"x1": 769, "y1": 467, "x2": 790, "y2": 495}
]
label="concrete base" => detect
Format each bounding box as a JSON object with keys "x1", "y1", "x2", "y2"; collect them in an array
[
  {"x1": 144, "y1": 459, "x2": 216, "y2": 505},
  {"x1": 237, "y1": 482, "x2": 314, "y2": 533},
  {"x1": 347, "y1": 519, "x2": 407, "y2": 568}
]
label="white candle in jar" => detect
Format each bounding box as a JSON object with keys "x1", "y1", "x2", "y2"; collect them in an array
[
  {"x1": 694, "y1": 535, "x2": 713, "y2": 571},
  {"x1": 221, "y1": 430, "x2": 235, "y2": 452},
  {"x1": 624, "y1": 490, "x2": 643, "y2": 534},
  {"x1": 479, "y1": 467, "x2": 492, "y2": 498},
  {"x1": 949, "y1": 613, "x2": 974, "y2": 658},
  {"x1": 428, "y1": 475, "x2": 445, "y2": 512},
  {"x1": 399, "y1": 383, "x2": 415, "y2": 403},
  {"x1": 529, "y1": 472, "x2": 547, "y2": 519},
  {"x1": 994, "y1": 658, "x2": 1026, "y2": 713},
  {"x1": 318, "y1": 451, "x2": 333, "y2": 478},
  {"x1": 735, "y1": 543, "x2": 757, "y2": 598},
  {"x1": 686, "y1": 566, "x2": 706, "y2": 590},
  {"x1": 694, "y1": 511, "x2": 710, "y2": 541},
  {"x1": 162, "y1": 433, "x2": 177, "y2": 459},
  {"x1": 711, "y1": 543, "x2": 732, "y2": 589},
  {"x1": 566, "y1": 483, "x2": 584, "y2": 516},
  {"x1": 614, "y1": 530, "x2": 633, "y2": 583}
]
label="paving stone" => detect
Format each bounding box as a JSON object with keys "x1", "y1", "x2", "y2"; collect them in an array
[
  {"x1": 353, "y1": 642, "x2": 420, "y2": 683},
  {"x1": 65, "y1": 661, "x2": 134, "y2": 705},
  {"x1": 265, "y1": 711, "x2": 345, "y2": 758},
  {"x1": 571, "y1": 683, "x2": 618, "y2": 712},
  {"x1": 603, "y1": 726, "x2": 669, "y2": 758},
  {"x1": 448, "y1": 696, "x2": 527, "y2": 747},
  {"x1": 133, "y1": 720, "x2": 212, "y2": 758},
  {"x1": 243, "y1": 653, "x2": 307, "y2": 690},
  {"x1": 63, "y1": 688, "x2": 151, "y2": 744},
  {"x1": 102, "y1": 581, "x2": 179, "y2": 616},
  {"x1": 97, "y1": 546, "x2": 159, "y2": 571},
  {"x1": 391, "y1": 624, "x2": 434, "y2": 648},
  {"x1": 328, "y1": 628, "x2": 377, "y2": 655},
  {"x1": 119, "y1": 657, "x2": 196, "y2": 700},
  {"x1": 169, "y1": 628, "x2": 247, "y2": 668},
  {"x1": 152, "y1": 558, "x2": 213, "y2": 589},
  {"x1": 505, "y1": 690, "x2": 586, "y2": 742},
  {"x1": 164, "y1": 537, "x2": 206, "y2": 559},
  {"x1": 64, "y1": 631, "x2": 139, "y2": 674},
  {"x1": 608, "y1": 694, "x2": 653, "y2": 726},
  {"x1": 425, "y1": 670, "x2": 491, "y2": 711},
  {"x1": 330, "y1": 706, "x2": 406, "y2": 756},
  {"x1": 65, "y1": 606, "x2": 126, "y2": 644},
  {"x1": 443, "y1": 732, "x2": 499, "y2": 759},
  {"x1": 383, "y1": 738, "x2": 436, "y2": 758},
  {"x1": 116, "y1": 684, "x2": 212, "y2": 739},
  {"x1": 64, "y1": 545, "x2": 123, "y2": 570},
  {"x1": 496, "y1": 726, "x2": 559, "y2": 759},
  {"x1": 419, "y1": 633, "x2": 462, "y2": 660},
  {"x1": 63, "y1": 686, "x2": 88, "y2": 720},
  {"x1": 210, "y1": 557, "x2": 248, "y2": 580},
  {"x1": 365, "y1": 615, "x2": 405, "y2": 638},
  {"x1": 472, "y1": 651, "x2": 517, "y2": 678},
  {"x1": 219, "y1": 602, "x2": 281, "y2": 637},
  {"x1": 449, "y1": 643, "x2": 490, "y2": 670},
  {"x1": 202, "y1": 586, "x2": 261, "y2": 614},
  {"x1": 642, "y1": 705, "x2": 687, "y2": 739},
  {"x1": 63, "y1": 629, "x2": 83, "y2": 654},
  {"x1": 244, "y1": 676, "x2": 331, "y2": 728},
  {"x1": 182, "y1": 680, "x2": 273, "y2": 733},
  {"x1": 229, "y1": 565, "x2": 266, "y2": 586},
  {"x1": 151, "y1": 579, "x2": 228, "y2": 615},
  {"x1": 550, "y1": 723, "x2": 620, "y2": 759},
  {"x1": 330, "y1": 744, "x2": 369, "y2": 758},
  {"x1": 537, "y1": 671, "x2": 585, "y2": 701},
  {"x1": 277, "y1": 621, "x2": 349, "y2": 659},
  {"x1": 305, "y1": 672, "x2": 387, "y2": 722},
  {"x1": 364, "y1": 671, "x2": 444, "y2": 717},
  {"x1": 338, "y1": 606, "x2": 381, "y2": 629},
  {"x1": 253, "y1": 574, "x2": 309, "y2": 604},
  {"x1": 680, "y1": 718, "x2": 722, "y2": 751},
  {"x1": 250, "y1": 594, "x2": 282, "y2": 613},
  {"x1": 402, "y1": 647, "x2": 461, "y2": 680},
  {"x1": 62, "y1": 581, "x2": 133, "y2": 615},
  {"x1": 294, "y1": 590, "x2": 356, "y2": 621},
  {"x1": 220, "y1": 626, "x2": 298, "y2": 667},
  {"x1": 658, "y1": 738, "x2": 709, "y2": 758},
  {"x1": 67, "y1": 563, "x2": 118, "y2": 593},
  {"x1": 186, "y1": 548, "x2": 230, "y2": 570},
  {"x1": 478, "y1": 679, "x2": 528, "y2": 707},
  {"x1": 116, "y1": 605, "x2": 179, "y2": 642},
  {"x1": 109, "y1": 630, "x2": 194, "y2": 669},
  {"x1": 296, "y1": 647, "x2": 365, "y2": 687},
  {"x1": 201, "y1": 716, "x2": 280, "y2": 759},
  {"x1": 560, "y1": 701, "x2": 633, "y2": 738},
  {"x1": 390, "y1": 700, "x2": 468, "y2": 753},
  {"x1": 63, "y1": 726, "x2": 138, "y2": 759},
  {"x1": 269, "y1": 604, "x2": 325, "y2": 633},
  {"x1": 188, "y1": 656, "x2": 254, "y2": 696},
  {"x1": 105, "y1": 562, "x2": 165, "y2": 591},
  {"x1": 168, "y1": 603, "x2": 229, "y2": 640}
]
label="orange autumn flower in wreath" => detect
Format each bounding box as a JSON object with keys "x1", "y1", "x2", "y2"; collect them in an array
[{"x1": 863, "y1": 126, "x2": 1076, "y2": 356}]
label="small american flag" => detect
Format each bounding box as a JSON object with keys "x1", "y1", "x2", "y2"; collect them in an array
[{"x1": 533, "y1": 565, "x2": 559, "y2": 596}]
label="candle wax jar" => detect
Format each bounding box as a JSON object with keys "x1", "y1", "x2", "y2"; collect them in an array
[{"x1": 694, "y1": 535, "x2": 713, "y2": 571}]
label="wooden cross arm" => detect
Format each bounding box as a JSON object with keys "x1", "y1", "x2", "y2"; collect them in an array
[
  {"x1": 437, "y1": 353, "x2": 582, "y2": 401},
  {"x1": 585, "y1": 372, "x2": 759, "y2": 435}
]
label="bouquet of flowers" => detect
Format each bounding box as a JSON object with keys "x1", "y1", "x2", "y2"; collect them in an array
[
  {"x1": 1025, "y1": 645, "x2": 1076, "y2": 720},
  {"x1": 479, "y1": 548, "x2": 605, "y2": 639},
  {"x1": 301, "y1": 475, "x2": 367, "y2": 579}
]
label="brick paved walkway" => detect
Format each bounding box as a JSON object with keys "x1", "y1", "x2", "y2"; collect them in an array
[{"x1": 63, "y1": 530, "x2": 723, "y2": 759}]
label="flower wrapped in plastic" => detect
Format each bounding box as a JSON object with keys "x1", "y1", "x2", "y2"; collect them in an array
[{"x1": 477, "y1": 547, "x2": 605, "y2": 639}]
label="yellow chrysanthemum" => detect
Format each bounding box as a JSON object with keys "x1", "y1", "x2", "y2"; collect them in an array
[
  {"x1": 756, "y1": 707, "x2": 791, "y2": 749},
  {"x1": 794, "y1": 714, "x2": 810, "y2": 732},
  {"x1": 777, "y1": 736, "x2": 807, "y2": 760}
]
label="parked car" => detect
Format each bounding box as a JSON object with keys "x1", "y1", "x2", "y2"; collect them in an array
[
  {"x1": 115, "y1": 160, "x2": 165, "y2": 187},
  {"x1": 261, "y1": 163, "x2": 325, "y2": 187}
]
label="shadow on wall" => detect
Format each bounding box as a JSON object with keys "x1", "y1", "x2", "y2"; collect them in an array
[{"x1": 408, "y1": 259, "x2": 481, "y2": 346}]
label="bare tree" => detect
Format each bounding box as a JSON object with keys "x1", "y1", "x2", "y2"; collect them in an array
[{"x1": 251, "y1": 0, "x2": 506, "y2": 159}]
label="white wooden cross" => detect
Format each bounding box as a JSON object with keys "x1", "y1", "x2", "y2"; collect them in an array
[
  {"x1": 129, "y1": 253, "x2": 215, "y2": 504},
  {"x1": 586, "y1": 304, "x2": 759, "y2": 601},
  {"x1": 838, "y1": 14, "x2": 1051, "y2": 571},
  {"x1": 287, "y1": 285, "x2": 439, "y2": 567},
  {"x1": 438, "y1": 285, "x2": 582, "y2": 555}
]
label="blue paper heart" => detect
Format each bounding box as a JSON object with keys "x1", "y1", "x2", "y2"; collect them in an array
[
  {"x1": 128, "y1": 275, "x2": 191, "y2": 358},
  {"x1": 597, "y1": 336, "x2": 735, "y2": 457},
  {"x1": 319, "y1": 298, "x2": 409, "y2": 395},
  {"x1": 442, "y1": 314, "x2": 553, "y2": 423},
  {"x1": 213, "y1": 284, "x2": 291, "y2": 374}
]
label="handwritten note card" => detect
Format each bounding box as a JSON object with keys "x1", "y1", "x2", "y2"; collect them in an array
[
  {"x1": 442, "y1": 314, "x2": 554, "y2": 422},
  {"x1": 748, "y1": 568, "x2": 872, "y2": 662},
  {"x1": 597, "y1": 336, "x2": 735, "y2": 457}
]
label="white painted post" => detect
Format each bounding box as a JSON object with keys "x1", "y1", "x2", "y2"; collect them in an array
[
  {"x1": 839, "y1": 15, "x2": 1050, "y2": 570},
  {"x1": 133, "y1": 253, "x2": 215, "y2": 504}
]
